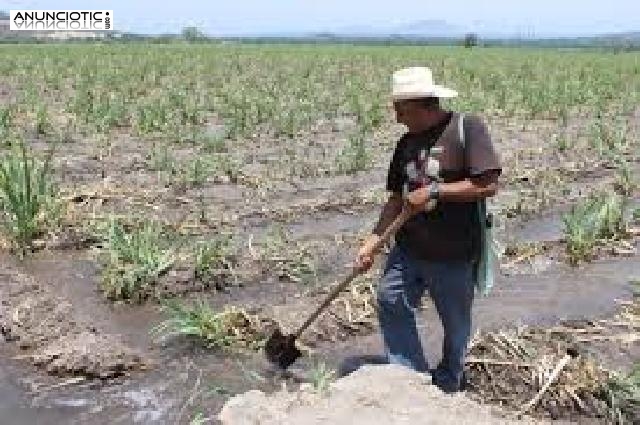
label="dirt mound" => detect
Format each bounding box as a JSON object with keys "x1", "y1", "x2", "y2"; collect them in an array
[
  {"x1": 219, "y1": 364, "x2": 545, "y2": 425},
  {"x1": 30, "y1": 331, "x2": 143, "y2": 378},
  {"x1": 0, "y1": 267, "x2": 144, "y2": 379}
]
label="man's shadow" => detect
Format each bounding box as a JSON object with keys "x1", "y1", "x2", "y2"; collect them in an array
[{"x1": 336, "y1": 354, "x2": 389, "y2": 377}]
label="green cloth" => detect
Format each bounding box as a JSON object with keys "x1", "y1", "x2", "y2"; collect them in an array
[
  {"x1": 475, "y1": 199, "x2": 495, "y2": 296},
  {"x1": 459, "y1": 114, "x2": 495, "y2": 296}
]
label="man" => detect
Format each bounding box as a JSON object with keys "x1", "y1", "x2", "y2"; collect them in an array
[{"x1": 355, "y1": 66, "x2": 501, "y2": 393}]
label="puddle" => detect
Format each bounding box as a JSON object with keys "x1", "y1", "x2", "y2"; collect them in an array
[
  {"x1": 0, "y1": 345, "x2": 87, "y2": 425},
  {"x1": 53, "y1": 398, "x2": 94, "y2": 408},
  {"x1": 19, "y1": 253, "x2": 160, "y2": 353},
  {"x1": 507, "y1": 210, "x2": 565, "y2": 244}
]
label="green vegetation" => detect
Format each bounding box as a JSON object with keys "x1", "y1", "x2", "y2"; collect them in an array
[
  {"x1": 0, "y1": 142, "x2": 59, "y2": 256},
  {"x1": 308, "y1": 361, "x2": 336, "y2": 395},
  {"x1": 35, "y1": 103, "x2": 51, "y2": 135},
  {"x1": 193, "y1": 235, "x2": 236, "y2": 283},
  {"x1": 613, "y1": 158, "x2": 636, "y2": 196},
  {"x1": 337, "y1": 128, "x2": 370, "y2": 174},
  {"x1": 562, "y1": 193, "x2": 628, "y2": 265},
  {"x1": 261, "y1": 225, "x2": 317, "y2": 285},
  {"x1": 189, "y1": 412, "x2": 207, "y2": 425},
  {"x1": 0, "y1": 45, "x2": 638, "y2": 141},
  {"x1": 151, "y1": 298, "x2": 264, "y2": 350},
  {"x1": 100, "y1": 219, "x2": 174, "y2": 302},
  {"x1": 0, "y1": 106, "x2": 12, "y2": 138},
  {"x1": 603, "y1": 363, "x2": 640, "y2": 423}
]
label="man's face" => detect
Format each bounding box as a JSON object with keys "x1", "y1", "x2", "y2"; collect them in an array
[{"x1": 393, "y1": 100, "x2": 420, "y2": 127}]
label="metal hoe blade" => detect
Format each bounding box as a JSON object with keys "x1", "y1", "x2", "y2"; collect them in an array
[{"x1": 264, "y1": 328, "x2": 301, "y2": 370}]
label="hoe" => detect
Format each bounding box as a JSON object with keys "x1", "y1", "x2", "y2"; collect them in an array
[{"x1": 264, "y1": 207, "x2": 413, "y2": 370}]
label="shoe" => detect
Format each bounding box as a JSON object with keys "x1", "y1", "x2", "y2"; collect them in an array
[
  {"x1": 433, "y1": 377, "x2": 461, "y2": 394},
  {"x1": 431, "y1": 367, "x2": 465, "y2": 394}
]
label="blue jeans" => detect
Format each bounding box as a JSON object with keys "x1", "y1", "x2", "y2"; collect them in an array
[{"x1": 377, "y1": 244, "x2": 474, "y2": 389}]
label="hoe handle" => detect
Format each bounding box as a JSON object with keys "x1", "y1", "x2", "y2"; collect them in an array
[{"x1": 293, "y1": 208, "x2": 413, "y2": 339}]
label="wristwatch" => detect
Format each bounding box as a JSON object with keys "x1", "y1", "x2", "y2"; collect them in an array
[{"x1": 428, "y1": 181, "x2": 440, "y2": 201}]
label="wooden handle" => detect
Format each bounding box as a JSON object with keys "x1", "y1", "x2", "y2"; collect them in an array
[
  {"x1": 370, "y1": 207, "x2": 412, "y2": 254},
  {"x1": 293, "y1": 267, "x2": 360, "y2": 338},
  {"x1": 293, "y1": 208, "x2": 413, "y2": 339}
]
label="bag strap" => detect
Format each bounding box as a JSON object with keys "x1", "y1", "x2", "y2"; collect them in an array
[{"x1": 458, "y1": 113, "x2": 466, "y2": 151}]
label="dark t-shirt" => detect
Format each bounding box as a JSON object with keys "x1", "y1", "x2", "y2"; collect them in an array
[{"x1": 386, "y1": 112, "x2": 501, "y2": 261}]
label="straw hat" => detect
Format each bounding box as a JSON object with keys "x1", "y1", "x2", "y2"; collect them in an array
[{"x1": 392, "y1": 66, "x2": 458, "y2": 100}]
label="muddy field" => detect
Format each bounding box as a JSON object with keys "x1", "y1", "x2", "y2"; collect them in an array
[{"x1": 0, "y1": 44, "x2": 639, "y2": 424}]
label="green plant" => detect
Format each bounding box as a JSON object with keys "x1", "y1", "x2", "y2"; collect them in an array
[
  {"x1": 148, "y1": 142, "x2": 174, "y2": 172},
  {"x1": 93, "y1": 92, "x2": 127, "y2": 134},
  {"x1": 210, "y1": 154, "x2": 242, "y2": 183},
  {"x1": 337, "y1": 129, "x2": 369, "y2": 174},
  {"x1": 602, "y1": 364, "x2": 640, "y2": 423},
  {"x1": 0, "y1": 106, "x2": 12, "y2": 136},
  {"x1": 595, "y1": 197, "x2": 625, "y2": 240},
  {"x1": 181, "y1": 156, "x2": 210, "y2": 188},
  {"x1": 52, "y1": 119, "x2": 76, "y2": 145},
  {"x1": 36, "y1": 103, "x2": 51, "y2": 135},
  {"x1": 308, "y1": 361, "x2": 335, "y2": 395},
  {"x1": 193, "y1": 235, "x2": 235, "y2": 284},
  {"x1": 614, "y1": 158, "x2": 636, "y2": 196},
  {"x1": 100, "y1": 219, "x2": 174, "y2": 302},
  {"x1": 189, "y1": 412, "x2": 207, "y2": 425},
  {"x1": 0, "y1": 142, "x2": 60, "y2": 257},
  {"x1": 555, "y1": 133, "x2": 570, "y2": 152},
  {"x1": 262, "y1": 225, "x2": 317, "y2": 285},
  {"x1": 590, "y1": 117, "x2": 629, "y2": 158},
  {"x1": 208, "y1": 385, "x2": 230, "y2": 396},
  {"x1": 150, "y1": 298, "x2": 262, "y2": 349},
  {"x1": 199, "y1": 129, "x2": 228, "y2": 153},
  {"x1": 134, "y1": 100, "x2": 170, "y2": 135},
  {"x1": 562, "y1": 193, "x2": 627, "y2": 265}
]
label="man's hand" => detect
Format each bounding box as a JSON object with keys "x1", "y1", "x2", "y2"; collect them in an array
[
  {"x1": 355, "y1": 233, "x2": 381, "y2": 272},
  {"x1": 405, "y1": 186, "x2": 429, "y2": 215}
]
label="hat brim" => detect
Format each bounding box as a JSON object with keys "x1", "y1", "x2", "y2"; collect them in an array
[{"x1": 392, "y1": 85, "x2": 458, "y2": 100}]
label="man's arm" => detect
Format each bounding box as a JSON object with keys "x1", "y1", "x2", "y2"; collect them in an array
[
  {"x1": 372, "y1": 192, "x2": 404, "y2": 236},
  {"x1": 438, "y1": 170, "x2": 500, "y2": 202},
  {"x1": 355, "y1": 192, "x2": 403, "y2": 271},
  {"x1": 405, "y1": 170, "x2": 499, "y2": 210}
]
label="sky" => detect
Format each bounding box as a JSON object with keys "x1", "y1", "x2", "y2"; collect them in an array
[{"x1": 2, "y1": 0, "x2": 640, "y2": 37}]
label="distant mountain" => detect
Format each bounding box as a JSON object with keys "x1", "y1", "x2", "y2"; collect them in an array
[
  {"x1": 283, "y1": 20, "x2": 640, "y2": 41},
  {"x1": 336, "y1": 19, "x2": 464, "y2": 38},
  {"x1": 600, "y1": 31, "x2": 640, "y2": 41},
  {"x1": 389, "y1": 20, "x2": 464, "y2": 37}
]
